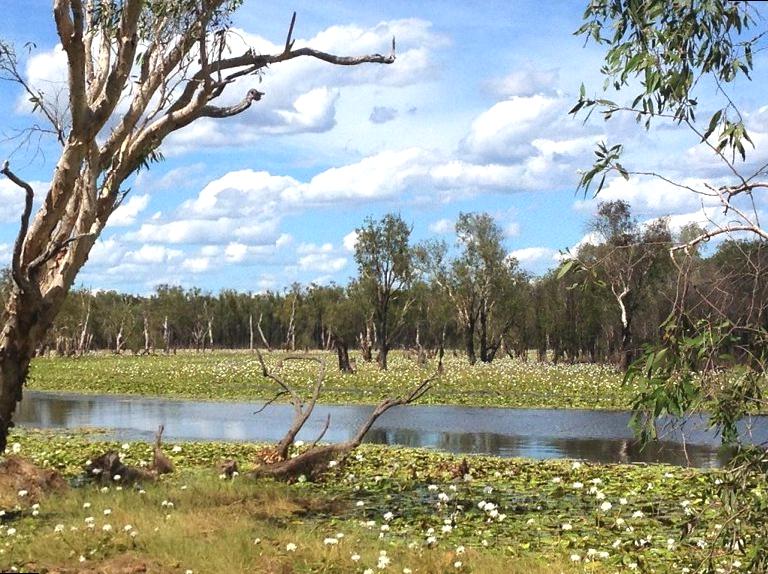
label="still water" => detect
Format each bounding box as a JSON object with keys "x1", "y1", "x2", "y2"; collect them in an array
[{"x1": 17, "y1": 391, "x2": 768, "y2": 468}]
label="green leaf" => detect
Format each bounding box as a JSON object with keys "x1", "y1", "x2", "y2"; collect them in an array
[{"x1": 702, "y1": 109, "x2": 722, "y2": 142}]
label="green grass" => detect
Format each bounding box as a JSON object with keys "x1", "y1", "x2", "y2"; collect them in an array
[
  {"x1": 0, "y1": 429, "x2": 742, "y2": 573},
  {"x1": 27, "y1": 351, "x2": 636, "y2": 410}
]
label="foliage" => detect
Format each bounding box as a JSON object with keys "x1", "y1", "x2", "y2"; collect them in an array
[
  {"x1": 26, "y1": 350, "x2": 640, "y2": 410},
  {"x1": 575, "y1": 1, "x2": 768, "y2": 571},
  {"x1": 355, "y1": 213, "x2": 415, "y2": 369},
  {"x1": 0, "y1": 429, "x2": 745, "y2": 573}
]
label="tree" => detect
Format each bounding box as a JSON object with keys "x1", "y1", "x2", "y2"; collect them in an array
[
  {"x1": 573, "y1": 201, "x2": 673, "y2": 369},
  {"x1": 354, "y1": 213, "x2": 414, "y2": 370},
  {"x1": 0, "y1": 2, "x2": 395, "y2": 450},
  {"x1": 574, "y1": 1, "x2": 768, "y2": 569},
  {"x1": 425, "y1": 213, "x2": 517, "y2": 365}
]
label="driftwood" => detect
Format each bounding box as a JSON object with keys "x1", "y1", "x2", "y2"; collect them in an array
[
  {"x1": 85, "y1": 451, "x2": 155, "y2": 485},
  {"x1": 249, "y1": 370, "x2": 435, "y2": 482},
  {"x1": 253, "y1": 348, "x2": 327, "y2": 461},
  {"x1": 218, "y1": 459, "x2": 239, "y2": 479},
  {"x1": 152, "y1": 424, "x2": 174, "y2": 475},
  {"x1": 86, "y1": 424, "x2": 175, "y2": 484}
]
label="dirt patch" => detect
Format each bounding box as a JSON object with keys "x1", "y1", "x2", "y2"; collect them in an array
[{"x1": 0, "y1": 455, "x2": 67, "y2": 506}]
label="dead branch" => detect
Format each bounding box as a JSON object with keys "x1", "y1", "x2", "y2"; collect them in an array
[
  {"x1": 253, "y1": 348, "x2": 326, "y2": 460},
  {"x1": 310, "y1": 413, "x2": 331, "y2": 449},
  {"x1": 257, "y1": 313, "x2": 272, "y2": 352},
  {"x1": 1, "y1": 161, "x2": 35, "y2": 296},
  {"x1": 249, "y1": 372, "x2": 438, "y2": 482},
  {"x1": 151, "y1": 424, "x2": 174, "y2": 475}
]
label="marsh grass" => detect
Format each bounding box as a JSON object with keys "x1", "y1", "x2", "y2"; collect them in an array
[
  {"x1": 27, "y1": 350, "x2": 633, "y2": 410},
  {"x1": 10, "y1": 470, "x2": 583, "y2": 574}
]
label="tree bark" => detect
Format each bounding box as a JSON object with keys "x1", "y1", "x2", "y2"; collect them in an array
[
  {"x1": 464, "y1": 319, "x2": 476, "y2": 365},
  {"x1": 333, "y1": 335, "x2": 354, "y2": 373}
]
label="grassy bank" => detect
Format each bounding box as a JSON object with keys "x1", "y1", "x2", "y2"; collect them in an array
[
  {"x1": 27, "y1": 351, "x2": 635, "y2": 410},
  {"x1": 0, "y1": 429, "x2": 738, "y2": 573}
]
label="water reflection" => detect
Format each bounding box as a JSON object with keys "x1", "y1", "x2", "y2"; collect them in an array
[{"x1": 17, "y1": 391, "x2": 761, "y2": 468}]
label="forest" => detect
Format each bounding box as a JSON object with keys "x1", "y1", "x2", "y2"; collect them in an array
[{"x1": 10, "y1": 203, "x2": 764, "y2": 374}]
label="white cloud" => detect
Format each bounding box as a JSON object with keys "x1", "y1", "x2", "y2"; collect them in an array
[
  {"x1": 297, "y1": 242, "x2": 334, "y2": 254},
  {"x1": 0, "y1": 179, "x2": 48, "y2": 223},
  {"x1": 224, "y1": 242, "x2": 248, "y2": 263},
  {"x1": 487, "y1": 68, "x2": 559, "y2": 97},
  {"x1": 428, "y1": 218, "x2": 453, "y2": 234},
  {"x1": 288, "y1": 147, "x2": 431, "y2": 204},
  {"x1": 369, "y1": 106, "x2": 398, "y2": 124},
  {"x1": 298, "y1": 253, "x2": 348, "y2": 273},
  {"x1": 161, "y1": 19, "x2": 443, "y2": 153},
  {"x1": 504, "y1": 222, "x2": 520, "y2": 237},
  {"x1": 109, "y1": 194, "x2": 150, "y2": 227},
  {"x1": 127, "y1": 217, "x2": 280, "y2": 245},
  {"x1": 125, "y1": 244, "x2": 183, "y2": 264},
  {"x1": 19, "y1": 44, "x2": 68, "y2": 114},
  {"x1": 573, "y1": 175, "x2": 720, "y2": 217},
  {"x1": 182, "y1": 257, "x2": 210, "y2": 273},
  {"x1": 462, "y1": 94, "x2": 564, "y2": 162},
  {"x1": 342, "y1": 231, "x2": 358, "y2": 252},
  {"x1": 509, "y1": 246, "x2": 557, "y2": 264},
  {"x1": 272, "y1": 87, "x2": 339, "y2": 134}
]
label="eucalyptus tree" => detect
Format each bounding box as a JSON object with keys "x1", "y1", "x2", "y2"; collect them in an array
[
  {"x1": 424, "y1": 213, "x2": 517, "y2": 365},
  {"x1": 0, "y1": 1, "x2": 395, "y2": 448},
  {"x1": 571, "y1": 201, "x2": 673, "y2": 369},
  {"x1": 574, "y1": 1, "x2": 768, "y2": 568},
  {"x1": 354, "y1": 213, "x2": 414, "y2": 370}
]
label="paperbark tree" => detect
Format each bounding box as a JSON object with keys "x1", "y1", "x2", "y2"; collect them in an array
[
  {"x1": 354, "y1": 214, "x2": 414, "y2": 370},
  {"x1": 0, "y1": 1, "x2": 394, "y2": 451}
]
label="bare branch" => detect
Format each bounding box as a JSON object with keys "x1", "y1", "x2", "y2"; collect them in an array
[
  {"x1": 0, "y1": 161, "x2": 34, "y2": 294},
  {"x1": 309, "y1": 413, "x2": 331, "y2": 448}
]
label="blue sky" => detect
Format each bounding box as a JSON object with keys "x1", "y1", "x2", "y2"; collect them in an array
[{"x1": 0, "y1": 1, "x2": 766, "y2": 293}]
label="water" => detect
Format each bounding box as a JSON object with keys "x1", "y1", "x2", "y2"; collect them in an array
[{"x1": 17, "y1": 391, "x2": 768, "y2": 467}]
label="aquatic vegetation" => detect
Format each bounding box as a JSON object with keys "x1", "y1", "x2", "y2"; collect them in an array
[
  {"x1": 0, "y1": 429, "x2": 749, "y2": 572},
  {"x1": 27, "y1": 351, "x2": 636, "y2": 410}
]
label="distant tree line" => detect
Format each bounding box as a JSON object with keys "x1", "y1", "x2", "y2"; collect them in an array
[{"x1": 3, "y1": 203, "x2": 764, "y2": 372}]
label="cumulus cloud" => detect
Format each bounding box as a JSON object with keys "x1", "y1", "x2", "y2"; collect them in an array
[
  {"x1": 509, "y1": 246, "x2": 557, "y2": 264},
  {"x1": 19, "y1": 44, "x2": 68, "y2": 114},
  {"x1": 125, "y1": 244, "x2": 183, "y2": 264},
  {"x1": 573, "y1": 175, "x2": 722, "y2": 217},
  {"x1": 486, "y1": 67, "x2": 559, "y2": 97},
  {"x1": 428, "y1": 218, "x2": 453, "y2": 234},
  {"x1": 0, "y1": 243, "x2": 9, "y2": 265},
  {"x1": 109, "y1": 194, "x2": 150, "y2": 227},
  {"x1": 160, "y1": 19, "x2": 442, "y2": 153},
  {"x1": 462, "y1": 94, "x2": 565, "y2": 162},
  {"x1": 298, "y1": 252, "x2": 348, "y2": 273},
  {"x1": 342, "y1": 231, "x2": 358, "y2": 252},
  {"x1": 182, "y1": 257, "x2": 210, "y2": 273}
]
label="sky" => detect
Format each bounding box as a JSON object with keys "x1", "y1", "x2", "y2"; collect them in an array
[{"x1": 0, "y1": 0, "x2": 766, "y2": 294}]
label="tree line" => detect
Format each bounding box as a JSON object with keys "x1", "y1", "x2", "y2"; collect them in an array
[{"x1": 5, "y1": 202, "x2": 763, "y2": 372}]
